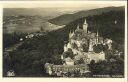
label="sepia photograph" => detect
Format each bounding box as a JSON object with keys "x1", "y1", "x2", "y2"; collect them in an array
[{"x1": 2, "y1": 1, "x2": 126, "y2": 78}]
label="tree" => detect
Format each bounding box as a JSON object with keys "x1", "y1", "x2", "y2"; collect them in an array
[
  {"x1": 103, "y1": 44, "x2": 108, "y2": 51},
  {"x1": 76, "y1": 58, "x2": 84, "y2": 64},
  {"x1": 82, "y1": 44, "x2": 88, "y2": 52},
  {"x1": 63, "y1": 48, "x2": 74, "y2": 59},
  {"x1": 89, "y1": 60, "x2": 96, "y2": 74},
  {"x1": 93, "y1": 44, "x2": 104, "y2": 53}
]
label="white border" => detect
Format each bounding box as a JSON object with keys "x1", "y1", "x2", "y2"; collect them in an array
[
  {"x1": 0, "y1": 4, "x2": 3, "y2": 79},
  {"x1": 0, "y1": 1, "x2": 127, "y2": 82},
  {"x1": 0, "y1": 1, "x2": 126, "y2": 8}
]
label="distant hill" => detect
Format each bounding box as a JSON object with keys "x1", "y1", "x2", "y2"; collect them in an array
[
  {"x1": 3, "y1": 15, "x2": 65, "y2": 33},
  {"x1": 49, "y1": 6, "x2": 124, "y2": 25}
]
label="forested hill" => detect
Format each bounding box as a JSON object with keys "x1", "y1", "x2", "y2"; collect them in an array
[{"x1": 49, "y1": 6, "x2": 124, "y2": 26}]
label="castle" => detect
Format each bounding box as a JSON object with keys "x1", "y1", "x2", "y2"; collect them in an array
[
  {"x1": 45, "y1": 19, "x2": 113, "y2": 76},
  {"x1": 62, "y1": 19, "x2": 113, "y2": 64}
]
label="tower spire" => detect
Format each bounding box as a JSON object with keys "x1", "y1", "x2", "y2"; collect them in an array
[{"x1": 84, "y1": 19, "x2": 87, "y2": 24}]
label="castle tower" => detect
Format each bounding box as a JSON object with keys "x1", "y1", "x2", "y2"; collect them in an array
[
  {"x1": 96, "y1": 30, "x2": 99, "y2": 45},
  {"x1": 88, "y1": 39, "x2": 94, "y2": 52},
  {"x1": 83, "y1": 19, "x2": 88, "y2": 33},
  {"x1": 64, "y1": 44, "x2": 68, "y2": 52},
  {"x1": 69, "y1": 30, "x2": 74, "y2": 38},
  {"x1": 69, "y1": 31, "x2": 72, "y2": 38}
]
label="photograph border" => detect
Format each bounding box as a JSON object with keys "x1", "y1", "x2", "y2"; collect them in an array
[{"x1": 0, "y1": 1, "x2": 127, "y2": 82}]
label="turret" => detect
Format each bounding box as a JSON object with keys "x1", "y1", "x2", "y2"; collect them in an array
[
  {"x1": 77, "y1": 24, "x2": 80, "y2": 30},
  {"x1": 69, "y1": 30, "x2": 74, "y2": 38}
]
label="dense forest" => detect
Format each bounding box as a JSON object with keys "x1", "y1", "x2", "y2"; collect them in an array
[{"x1": 3, "y1": 9, "x2": 125, "y2": 77}]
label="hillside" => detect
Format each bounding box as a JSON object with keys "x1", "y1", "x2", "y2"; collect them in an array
[
  {"x1": 3, "y1": 15, "x2": 65, "y2": 33},
  {"x1": 49, "y1": 6, "x2": 124, "y2": 25}
]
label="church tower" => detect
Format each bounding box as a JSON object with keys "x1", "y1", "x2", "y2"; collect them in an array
[{"x1": 83, "y1": 19, "x2": 88, "y2": 33}]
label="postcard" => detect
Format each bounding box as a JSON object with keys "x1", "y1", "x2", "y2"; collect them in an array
[{"x1": 0, "y1": 1, "x2": 127, "y2": 82}]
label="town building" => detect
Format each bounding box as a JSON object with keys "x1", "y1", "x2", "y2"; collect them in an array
[{"x1": 45, "y1": 63, "x2": 90, "y2": 77}]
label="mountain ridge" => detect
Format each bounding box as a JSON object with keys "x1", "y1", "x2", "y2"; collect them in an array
[{"x1": 49, "y1": 6, "x2": 125, "y2": 26}]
